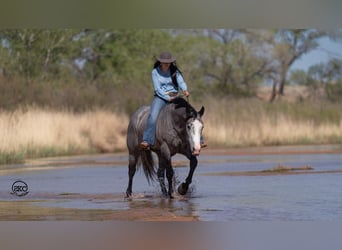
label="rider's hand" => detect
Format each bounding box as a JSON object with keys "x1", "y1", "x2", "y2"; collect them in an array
[{"x1": 183, "y1": 91, "x2": 190, "y2": 97}]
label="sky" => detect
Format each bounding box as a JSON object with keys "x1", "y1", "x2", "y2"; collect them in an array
[{"x1": 291, "y1": 37, "x2": 342, "y2": 71}]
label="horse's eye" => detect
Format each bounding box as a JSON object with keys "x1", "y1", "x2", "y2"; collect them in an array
[{"x1": 187, "y1": 124, "x2": 191, "y2": 129}]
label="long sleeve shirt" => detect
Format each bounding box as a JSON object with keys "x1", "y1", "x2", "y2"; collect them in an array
[{"x1": 152, "y1": 67, "x2": 188, "y2": 101}]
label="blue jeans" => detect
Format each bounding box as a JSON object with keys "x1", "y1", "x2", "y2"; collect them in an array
[{"x1": 143, "y1": 96, "x2": 168, "y2": 146}]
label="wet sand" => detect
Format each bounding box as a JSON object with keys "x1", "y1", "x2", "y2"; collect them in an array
[
  {"x1": 0, "y1": 191, "x2": 198, "y2": 221},
  {"x1": 0, "y1": 200, "x2": 197, "y2": 221}
]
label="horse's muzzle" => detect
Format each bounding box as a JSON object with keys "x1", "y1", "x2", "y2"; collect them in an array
[{"x1": 192, "y1": 149, "x2": 201, "y2": 156}]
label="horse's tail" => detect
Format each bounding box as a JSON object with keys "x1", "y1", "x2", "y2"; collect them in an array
[
  {"x1": 127, "y1": 106, "x2": 157, "y2": 184},
  {"x1": 139, "y1": 149, "x2": 156, "y2": 184}
]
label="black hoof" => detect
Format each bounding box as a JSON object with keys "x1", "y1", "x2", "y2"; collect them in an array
[
  {"x1": 177, "y1": 183, "x2": 188, "y2": 195},
  {"x1": 125, "y1": 189, "x2": 133, "y2": 199}
]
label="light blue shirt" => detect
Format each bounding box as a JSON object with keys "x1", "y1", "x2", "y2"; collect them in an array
[{"x1": 152, "y1": 67, "x2": 188, "y2": 101}]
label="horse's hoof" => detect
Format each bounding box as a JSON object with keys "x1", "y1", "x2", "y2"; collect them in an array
[
  {"x1": 125, "y1": 191, "x2": 132, "y2": 199},
  {"x1": 177, "y1": 183, "x2": 188, "y2": 195}
]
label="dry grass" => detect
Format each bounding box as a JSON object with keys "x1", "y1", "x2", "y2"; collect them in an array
[
  {"x1": 202, "y1": 97, "x2": 342, "y2": 147},
  {"x1": 1, "y1": 97, "x2": 342, "y2": 164},
  {"x1": 0, "y1": 108, "x2": 128, "y2": 163}
]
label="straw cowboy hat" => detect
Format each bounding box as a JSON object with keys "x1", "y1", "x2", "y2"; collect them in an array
[{"x1": 157, "y1": 51, "x2": 176, "y2": 63}]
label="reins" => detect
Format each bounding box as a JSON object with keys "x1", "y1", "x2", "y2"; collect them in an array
[{"x1": 175, "y1": 92, "x2": 190, "y2": 104}]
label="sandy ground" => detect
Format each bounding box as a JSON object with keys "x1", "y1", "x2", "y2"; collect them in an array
[
  {"x1": 0, "y1": 191, "x2": 199, "y2": 221},
  {"x1": 0, "y1": 200, "x2": 197, "y2": 221}
]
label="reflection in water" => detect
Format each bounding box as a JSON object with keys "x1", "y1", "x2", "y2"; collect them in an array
[
  {"x1": 128, "y1": 194, "x2": 198, "y2": 219},
  {"x1": 1, "y1": 146, "x2": 342, "y2": 221}
]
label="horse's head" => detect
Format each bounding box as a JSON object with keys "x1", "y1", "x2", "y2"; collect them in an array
[
  {"x1": 173, "y1": 97, "x2": 205, "y2": 156},
  {"x1": 186, "y1": 106, "x2": 205, "y2": 156}
]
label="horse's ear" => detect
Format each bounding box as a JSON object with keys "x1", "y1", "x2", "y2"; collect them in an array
[{"x1": 198, "y1": 106, "x2": 205, "y2": 117}]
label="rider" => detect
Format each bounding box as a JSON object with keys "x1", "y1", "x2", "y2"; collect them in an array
[{"x1": 140, "y1": 51, "x2": 206, "y2": 150}]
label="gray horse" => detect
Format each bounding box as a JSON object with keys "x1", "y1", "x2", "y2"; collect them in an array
[{"x1": 126, "y1": 97, "x2": 205, "y2": 198}]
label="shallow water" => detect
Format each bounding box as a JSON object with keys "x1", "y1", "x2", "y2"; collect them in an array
[
  {"x1": 1, "y1": 145, "x2": 342, "y2": 221},
  {"x1": 184, "y1": 147, "x2": 342, "y2": 221}
]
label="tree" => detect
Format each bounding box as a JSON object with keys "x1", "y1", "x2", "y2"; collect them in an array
[
  {"x1": 270, "y1": 29, "x2": 331, "y2": 101},
  {"x1": 289, "y1": 69, "x2": 310, "y2": 85},
  {"x1": 0, "y1": 29, "x2": 79, "y2": 82},
  {"x1": 308, "y1": 58, "x2": 342, "y2": 102},
  {"x1": 70, "y1": 29, "x2": 118, "y2": 82},
  {"x1": 308, "y1": 58, "x2": 342, "y2": 86},
  {"x1": 199, "y1": 29, "x2": 274, "y2": 96}
]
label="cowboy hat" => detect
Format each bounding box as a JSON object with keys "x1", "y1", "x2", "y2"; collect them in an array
[{"x1": 157, "y1": 51, "x2": 176, "y2": 63}]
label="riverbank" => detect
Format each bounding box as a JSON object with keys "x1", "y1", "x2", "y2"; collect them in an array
[{"x1": 1, "y1": 98, "x2": 342, "y2": 164}]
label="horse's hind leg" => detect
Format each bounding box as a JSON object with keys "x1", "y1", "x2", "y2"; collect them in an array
[
  {"x1": 157, "y1": 161, "x2": 168, "y2": 197},
  {"x1": 126, "y1": 153, "x2": 137, "y2": 198}
]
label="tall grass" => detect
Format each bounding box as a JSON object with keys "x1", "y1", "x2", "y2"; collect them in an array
[
  {"x1": 0, "y1": 108, "x2": 128, "y2": 164},
  {"x1": 202, "y1": 97, "x2": 342, "y2": 147},
  {"x1": 1, "y1": 98, "x2": 342, "y2": 164}
]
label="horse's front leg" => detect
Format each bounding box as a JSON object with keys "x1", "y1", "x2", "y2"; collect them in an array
[
  {"x1": 178, "y1": 155, "x2": 197, "y2": 195},
  {"x1": 165, "y1": 160, "x2": 174, "y2": 198}
]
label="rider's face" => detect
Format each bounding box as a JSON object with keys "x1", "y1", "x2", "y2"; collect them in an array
[{"x1": 160, "y1": 62, "x2": 171, "y2": 72}]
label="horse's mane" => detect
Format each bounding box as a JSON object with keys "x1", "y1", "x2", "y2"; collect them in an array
[
  {"x1": 171, "y1": 97, "x2": 197, "y2": 118},
  {"x1": 171, "y1": 97, "x2": 188, "y2": 107}
]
